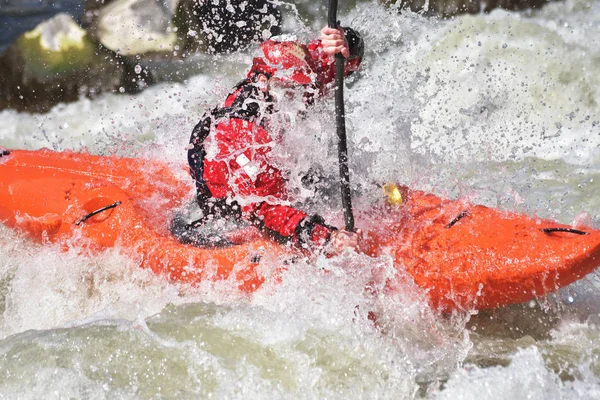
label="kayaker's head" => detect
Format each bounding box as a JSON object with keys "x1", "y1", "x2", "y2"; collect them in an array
[
  {"x1": 254, "y1": 72, "x2": 271, "y2": 93},
  {"x1": 248, "y1": 38, "x2": 314, "y2": 90}
]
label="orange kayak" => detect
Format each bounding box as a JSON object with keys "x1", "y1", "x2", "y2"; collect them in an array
[{"x1": 1, "y1": 148, "x2": 599, "y2": 311}]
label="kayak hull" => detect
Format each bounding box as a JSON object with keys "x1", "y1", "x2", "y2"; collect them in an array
[
  {"x1": 364, "y1": 187, "x2": 600, "y2": 311},
  {"x1": 0, "y1": 149, "x2": 289, "y2": 292},
  {"x1": 1, "y1": 149, "x2": 599, "y2": 311}
]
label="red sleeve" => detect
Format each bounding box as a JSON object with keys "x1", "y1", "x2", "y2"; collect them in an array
[
  {"x1": 306, "y1": 40, "x2": 362, "y2": 93},
  {"x1": 244, "y1": 202, "x2": 335, "y2": 249}
]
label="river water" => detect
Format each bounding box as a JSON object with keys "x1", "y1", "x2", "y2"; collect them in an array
[{"x1": 0, "y1": 0, "x2": 599, "y2": 398}]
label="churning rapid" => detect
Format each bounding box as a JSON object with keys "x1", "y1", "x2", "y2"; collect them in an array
[{"x1": 1, "y1": 0, "x2": 600, "y2": 398}]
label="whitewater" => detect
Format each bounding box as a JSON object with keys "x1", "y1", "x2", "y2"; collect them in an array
[{"x1": 0, "y1": 0, "x2": 599, "y2": 398}]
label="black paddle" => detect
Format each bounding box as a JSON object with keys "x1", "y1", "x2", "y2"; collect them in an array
[{"x1": 328, "y1": 0, "x2": 355, "y2": 232}]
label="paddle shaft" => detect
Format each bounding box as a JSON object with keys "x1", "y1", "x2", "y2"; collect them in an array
[{"x1": 328, "y1": 0, "x2": 355, "y2": 232}]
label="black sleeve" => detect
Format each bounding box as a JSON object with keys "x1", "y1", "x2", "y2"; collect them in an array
[
  {"x1": 343, "y1": 27, "x2": 364, "y2": 60},
  {"x1": 226, "y1": 84, "x2": 275, "y2": 121},
  {"x1": 294, "y1": 214, "x2": 336, "y2": 250}
]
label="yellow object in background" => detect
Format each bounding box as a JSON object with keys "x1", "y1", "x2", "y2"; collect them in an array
[{"x1": 383, "y1": 183, "x2": 403, "y2": 206}]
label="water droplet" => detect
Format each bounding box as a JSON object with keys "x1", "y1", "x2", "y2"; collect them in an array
[
  {"x1": 134, "y1": 64, "x2": 142, "y2": 74},
  {"x1": 502, "y1": 43, "x2": 508, "y2": 49},
  {"x1": 119, "y1": 87, "x2": 125, "y2": 93}
]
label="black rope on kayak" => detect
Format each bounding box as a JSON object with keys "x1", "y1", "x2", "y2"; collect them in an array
[
  {"x1": 75, "y1": 201, "x2": 122, "y2": 226},
  {"x1": 542, "y1": 227, "x2": 589, "y2": 235},
  {"x1": 169, "y1": 214, "x2": 235, "y2": 248},
  {"x1": 447, "y1": 210, "x2": 470, "y2": 228},
  {"x1": 186, "y1": 217, "x2": 206, "y2": 230},
  {"x1": 0, "y1": 148, "x2": 10, "y2": 157}
]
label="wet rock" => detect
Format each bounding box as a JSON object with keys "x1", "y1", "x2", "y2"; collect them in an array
[
  {"x1": 0, "y1": 0, "x2": 283, "y2": 112},
  {"x1": 175, "y1": 0, "x2": 282, "y2": 54},
  {"x1": 92, "y1": 0, "x2": 180, "y2": 56},
  {"x1": 81, "y1": 0, "x2": 118, "y2": 26},
  {"x1": 0, "y1": 13, "x2": 137, "y2": 113},
  {"x1": 85, "y1": 0, "x2": 282, "y2": 55},
  {"x1": 382, "y1": 0, "x2": 555, "y2": 17}
]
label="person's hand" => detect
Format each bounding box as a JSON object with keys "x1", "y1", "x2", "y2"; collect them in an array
[
  {"x1": 326, "y1": 229, "x2": 362, "y2": 256},
  {"x1": 320, "y1": 26, "x2": 350, "y2": 58}
]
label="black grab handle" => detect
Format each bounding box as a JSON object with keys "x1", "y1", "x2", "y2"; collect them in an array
[
  {"x1": 75, "y1": 201, "x2": 122, "y2": 226},
  {"x1": 542, "y1": 227, "x2": 589, "y2": 235}
]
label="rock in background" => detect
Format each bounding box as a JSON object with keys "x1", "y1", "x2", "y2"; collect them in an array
[
  {"x1": 0, "y1": 13, "x2": 129, "y2": 113},
  {"x1": 90, "y1": 0, "x2": 180, "y2": 55},
  {"x1": 83, "y1": 0, "x2": 282, "y2": 55},
  {"x1": 0, "y1": 0, "x2": 283, "y2": 113},
  {"x1": 174, "y1": 0, "x2": 282, "y2": 54},
  {"x1": 0, "y1": 0, "x2": 559, "y2": 113},
  {"x1": 81, "y1": 0, "x2": 118, "y2": 25}
]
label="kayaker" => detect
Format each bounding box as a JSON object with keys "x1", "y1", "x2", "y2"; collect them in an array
[{"x1": 187, "y1": 26, "x2": 364, "y2": 255}]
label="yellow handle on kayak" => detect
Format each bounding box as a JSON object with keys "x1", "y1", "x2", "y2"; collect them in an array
[{"x1": 383, "y1": 183, "x2": 403, "y2": 207}]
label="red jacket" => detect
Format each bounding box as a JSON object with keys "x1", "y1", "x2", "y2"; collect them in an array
[{"x1": 189, "y1": 30, "x2": 363, "y2": 250}]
